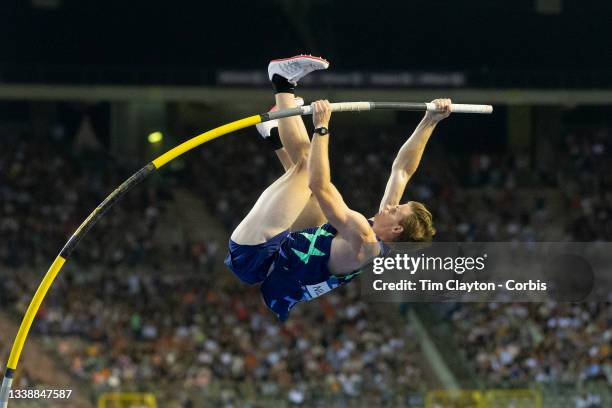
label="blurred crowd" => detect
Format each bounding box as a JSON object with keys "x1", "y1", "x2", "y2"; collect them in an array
[
  {"x1": 40, "y1": 273, "x2": 422, "y2": 406},
  {"x1": 557, "y1": 129, "x2": 612, "y2": 241},
  {"x1": 449, "y1": 302, "x2": 611, "y2": 386},
  {"x1": 447, "y1": 127, "x2": 611, "y2": 388},
  {"x1": 1, "y1": 114, "x2": 610, "y2": 406},
  {"x1": 0, "y1": 132, "x2": 168, "y2": 270}
]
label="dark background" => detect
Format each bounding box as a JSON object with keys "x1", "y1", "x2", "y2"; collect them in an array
[{"x1": 2, "y1": 0, "x2": 611, "y2": 86}]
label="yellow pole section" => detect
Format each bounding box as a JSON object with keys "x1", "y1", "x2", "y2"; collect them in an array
[
  {"x1": 5, "y1": 113, "x2": 262, "y2": 376},
  {"x1": 7, "y1": 256, "x2": 66, "y2": 369},
  {"x1": 152, "y1": 115, "x2": 261, "y2": 169}
]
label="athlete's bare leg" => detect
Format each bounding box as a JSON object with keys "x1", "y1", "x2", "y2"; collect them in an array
[
  {"x1": 231, "y1": 94, "x2": 315, "y2": 244},
  {"x1": 274, "y1": 93, "x2": 311, "y2": 163},
  {"x1": 273, "y1": 94, "x2": 327, "y2": 229},
  {"x1": 230, "y1": 157, "x2": 312, "y2": 244},
  {"x1": 291, "y1": 195, "x2": 326, "y2": 231},
  {"x1": 230, "y1": 57, "x2": 328, "y2": 244}
]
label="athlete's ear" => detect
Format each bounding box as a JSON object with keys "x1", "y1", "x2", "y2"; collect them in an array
[{"x1": 391, "y1": 225, "x2": 403, "y2": 234}]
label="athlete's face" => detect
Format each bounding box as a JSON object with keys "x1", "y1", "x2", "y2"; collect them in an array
[{"x1": 373, "y1": 202, "x2": 413, "y2": 237}]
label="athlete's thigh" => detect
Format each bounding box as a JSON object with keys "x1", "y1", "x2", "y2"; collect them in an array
[
  {"x1": 290, "y1": 195, "x2": 326, "y2": 231},
  {"x1": 231, "y1": 160, "x2": 312, "y2": 244}
]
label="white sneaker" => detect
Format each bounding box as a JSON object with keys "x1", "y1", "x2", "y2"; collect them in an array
[
  {"x1": 256, "y1": 97, "x2": 304, "y2": 137},
  {"x1": 268, "y1": 55, "x2": 330, "y2": 84}
]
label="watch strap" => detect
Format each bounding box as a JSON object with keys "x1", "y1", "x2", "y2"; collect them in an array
[{"x1": 314, "y1": 127, "x2": 329, "y2": 135}]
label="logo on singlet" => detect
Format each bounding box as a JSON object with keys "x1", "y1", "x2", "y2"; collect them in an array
[{"x1": 292, "y1": 226, "x2": 334, "y2": 264}]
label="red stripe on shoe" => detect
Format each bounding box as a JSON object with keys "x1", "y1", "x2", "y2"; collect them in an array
[{"x1": 270, "y1": 55, "x2": 329, "y2": 65}]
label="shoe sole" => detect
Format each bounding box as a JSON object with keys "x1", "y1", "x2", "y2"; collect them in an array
[{"x1": 270, "y1": 54, "x2": 330, "y2": 68}]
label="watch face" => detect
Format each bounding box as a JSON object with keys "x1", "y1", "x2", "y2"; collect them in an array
[{"x1": 316, "y1": 127, "x2": 328, "y2": 135}]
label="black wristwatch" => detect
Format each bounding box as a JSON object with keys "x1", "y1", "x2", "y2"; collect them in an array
[{"x1": 314, "y1": 127, "x2": 329, "y2": 136}]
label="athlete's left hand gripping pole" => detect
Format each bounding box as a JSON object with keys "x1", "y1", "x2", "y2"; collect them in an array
[{"x1": 0, "y1": 114, "x2": 263, "y2": 408}]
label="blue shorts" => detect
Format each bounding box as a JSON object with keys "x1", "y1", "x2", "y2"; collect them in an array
[
  {"x1": 224, "y1": 231, "x2": 289, "y2": 285},
  {"x1": 225, "y1": 223, "x2": 365, "y2": 321}
]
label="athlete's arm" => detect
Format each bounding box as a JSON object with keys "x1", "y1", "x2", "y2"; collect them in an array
[
  {"x1": 308, "y1": 100, "x2": 376, "y2": 247},
  {"x1": 378, "y1": 98, "x2": 451, "y2": 211}
]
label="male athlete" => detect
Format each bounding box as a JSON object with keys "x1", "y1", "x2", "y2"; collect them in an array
[{"x1": 225, "y1": 55, "x2": 451, "y2": 320}]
